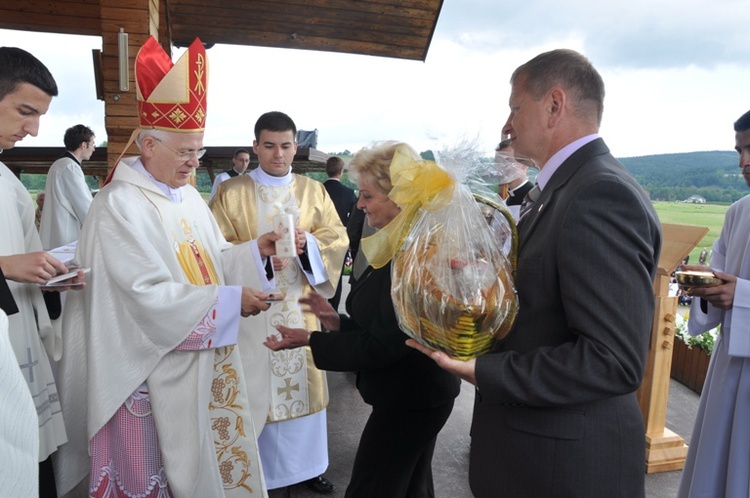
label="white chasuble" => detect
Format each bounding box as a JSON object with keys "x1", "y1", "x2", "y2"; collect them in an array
[
  {"x1": 156, "y1": 195, "x2": 264, "y2": 497},
  {"x1": 55, "y1": 160, "x2": 266, "y2": 498},
  {"x1": 0, "y1": 161, "x2": 67, "y2": 461}
]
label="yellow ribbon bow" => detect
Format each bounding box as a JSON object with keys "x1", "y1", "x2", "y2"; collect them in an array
[{"x1": 361, "y1": 144, "x2": 455, "y2": 269}]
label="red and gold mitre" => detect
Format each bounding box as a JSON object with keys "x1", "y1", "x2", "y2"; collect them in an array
[
  {"x1": 102, "y1": 36, "x2": 209, "y2": 185},
  {"x1": 135, "y1": 36, "x2": 208, "y2": 132}
]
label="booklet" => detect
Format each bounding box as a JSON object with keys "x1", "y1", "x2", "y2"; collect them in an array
[
  {"x1": 43, "y1": 265, "x2": 90, "y2": 287},
  {"x1": 42, "y1": 241, "x2": 89, "y2": 286}
]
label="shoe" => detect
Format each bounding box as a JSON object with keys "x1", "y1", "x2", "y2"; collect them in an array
[{"x1": 304, "y1": 475, "x2": 336, "y2": 494}]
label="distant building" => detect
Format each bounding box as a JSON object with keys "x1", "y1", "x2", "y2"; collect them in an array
[{"x1": 683, "y1": 195, "x2": 707, "y2": 204}]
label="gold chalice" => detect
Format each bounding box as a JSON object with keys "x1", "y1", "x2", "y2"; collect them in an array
[{"x1": 675, "y1": 270, "x2": 722, "y2": 291}]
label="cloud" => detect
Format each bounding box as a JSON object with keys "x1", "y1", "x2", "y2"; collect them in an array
[
  {"x1": 437, "y1": 0, "x2": 750, "y2": 69},
  {"x1": 2, "y1": 0, "x2": 749, "y2": 159}
]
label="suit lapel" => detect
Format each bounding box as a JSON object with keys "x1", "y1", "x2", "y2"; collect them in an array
[{"x1": 518, "y1": 139, "x2": 610, "y2": 250}]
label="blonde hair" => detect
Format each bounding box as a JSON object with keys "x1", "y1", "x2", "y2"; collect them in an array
[{"x1": 348, "y1": 141, "x2": 419, "y2": 194}]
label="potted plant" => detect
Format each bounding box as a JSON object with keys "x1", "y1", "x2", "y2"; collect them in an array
[{"x1": 671, "y1": 313, "x2": 719, "y2": 394}]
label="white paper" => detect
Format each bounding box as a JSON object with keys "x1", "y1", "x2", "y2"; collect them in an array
[{"x1": 43, "y1": 267, "x2": 90, "y2": 286}]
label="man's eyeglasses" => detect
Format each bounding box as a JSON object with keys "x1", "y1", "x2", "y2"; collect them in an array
[{"x1": 153, "y1": 138, "x2": 206, "y2": 161}]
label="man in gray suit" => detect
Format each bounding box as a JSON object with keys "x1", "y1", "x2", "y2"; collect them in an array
[{"x1": 410, "y1": 49, "x2": 662, "y2": 497}]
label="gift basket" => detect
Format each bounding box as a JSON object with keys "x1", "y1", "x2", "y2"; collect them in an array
[{"x1": 362, "y1": 144, "x2": 519, "y2": 360}]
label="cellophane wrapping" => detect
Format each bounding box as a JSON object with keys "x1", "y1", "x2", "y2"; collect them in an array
[{"x1": 391, "y1": 161, "x2": 518, "y2": 360}]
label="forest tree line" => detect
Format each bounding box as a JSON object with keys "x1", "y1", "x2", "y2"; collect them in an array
[
  {"x1": 19, "y1": 150, "x2": 744, "y2": 203},
  {"x1": 618, "y1": 150, "x2": 743, "y2": 203}
]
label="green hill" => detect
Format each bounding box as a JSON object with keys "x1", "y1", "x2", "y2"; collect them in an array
[{"x1": 618, "y1": 150, "x2": 743, "y2": 202}]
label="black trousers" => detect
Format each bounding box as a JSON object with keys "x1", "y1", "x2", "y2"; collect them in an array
[
  {"x1": 345, "y1": 401, "x2": 454, "y2": 498},
  {"x1": 40, "y1": 456, "x2": 57, "y2": 497}
]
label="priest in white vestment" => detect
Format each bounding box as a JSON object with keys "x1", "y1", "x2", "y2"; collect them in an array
[
  {"x1": 211, "y1": 111, "x2": 348, "y2": 493},
  {"x1": 0, "y1": 159, "x2": 68, "y2": 461},
  {"x1": 54, "y1": 37, "x2": 273, "y2": 498},
  {"x1": 0, "y1": 46, "x2": 82, "y2": 496},
  {"x1": 678, "y1": 110, "x2": 750, "y2": 497},
  {"x1": 39, "y1": 124, "x2": 96, "y2": 250}
]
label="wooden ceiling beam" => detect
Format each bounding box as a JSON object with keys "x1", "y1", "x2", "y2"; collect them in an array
[
  {"x1": 167, "y1": 0, "x2": 441, "y2": 59},
  {"x1": 171, "y1": 0, "x2": 438, "y2": 19},
  {"x1": 170, "y1": 10, "x2": 434, "y2": 42},
  {"x1": 182, "y1": 31, "x2": 428, "y2": 60}
]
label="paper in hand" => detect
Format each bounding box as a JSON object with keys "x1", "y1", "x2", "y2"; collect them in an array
[{"x1": 43, "y1": 260, "x2": 90, "y2": 286}]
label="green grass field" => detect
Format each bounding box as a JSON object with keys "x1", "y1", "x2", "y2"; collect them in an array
[{"x1": 652, "y1": 201, "x2": 727, "y2": 263}]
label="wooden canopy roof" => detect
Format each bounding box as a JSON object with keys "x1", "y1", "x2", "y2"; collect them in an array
[
  {"x1": 0, "y1": 0, "x2": 443, "y2": 61},
  {"x1": 1, "y1": 0, "x2": 443, "y2": 176}
]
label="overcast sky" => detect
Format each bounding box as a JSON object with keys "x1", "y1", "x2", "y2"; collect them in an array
[{"x1": 1, "y1": 0, "x2": 748, "y2": 159}]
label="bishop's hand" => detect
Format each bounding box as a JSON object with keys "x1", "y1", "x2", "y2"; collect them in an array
[{"x1": 241, "y1": 288, "x2": 270, "y2": 317}]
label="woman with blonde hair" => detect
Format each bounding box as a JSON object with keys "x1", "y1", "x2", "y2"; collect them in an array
[{"x1": 265, "y1": 141, "x2": 460, "y2": 498}]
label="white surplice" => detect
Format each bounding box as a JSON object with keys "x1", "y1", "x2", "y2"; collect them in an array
[
  {"x1": 0, "y1": 161, "x2": 67, "y2": 462},
  {"x1": 55, "y1": 158, "x2": 267, "y2": 498},
  {"x1": 678, "y1": 193, "x2": 750, "y2": 497},
  {"x1": 39, "y1": 153, "x2": 93, "y2": 250}
]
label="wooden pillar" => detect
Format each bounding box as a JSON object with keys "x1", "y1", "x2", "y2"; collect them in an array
[{"x1": 99, "y1": 0, "x2": 161, "y2": 180}]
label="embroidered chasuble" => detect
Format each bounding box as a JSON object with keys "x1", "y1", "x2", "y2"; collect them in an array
[
  {"x1": 166, "y1": 204, "x2": 263, "y2": 497},
  {"x1": 211, "y1": 174, "x2": 348, "y2": 427},
  {"x1": 55, "y1": 160, "x2": 266, "y2": 498}
]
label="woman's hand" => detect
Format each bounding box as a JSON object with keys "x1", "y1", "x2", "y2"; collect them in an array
[
  {"x1": 265, "y1": 324, "x2": 311, "y2": 350},
  {"x1": 241, "y1": 288, "x2": 271, "y2": 317},
  {"x1": 299, "y1": 292, "x2": 340, "y2": 331}
]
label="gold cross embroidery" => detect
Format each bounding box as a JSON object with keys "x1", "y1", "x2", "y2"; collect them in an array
[{"x1": 277, "y1": 377, "x2": 299, "y2": 401}]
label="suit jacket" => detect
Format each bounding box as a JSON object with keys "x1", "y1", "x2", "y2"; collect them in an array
[
  {"x1": 310, "y1": 262, "x2": 460, "y2": 410},
  {"x1": 470, "y1": 139, "x2": 661, "y2": 497},
  {"x1": 505, "y1": 179, "x2": 533, "y2": 206},
  {"x1": 324, "y1": 179, "x2": 357, "y2": 226}
]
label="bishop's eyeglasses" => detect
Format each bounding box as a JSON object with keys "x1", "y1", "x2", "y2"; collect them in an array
[{"x1": 153, "y1": 138, "x2": 206, "y2": 161}]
